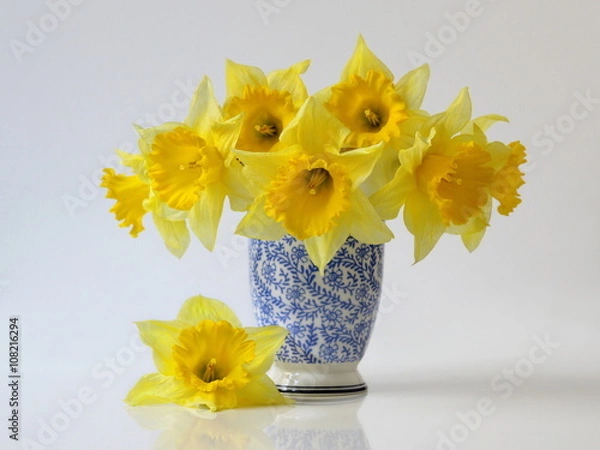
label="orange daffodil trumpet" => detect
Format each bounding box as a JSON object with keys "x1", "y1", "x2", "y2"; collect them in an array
[
  {"x1": 125, "y1": 295, "x2": 291, "y2": 411},
  {"x1": 101, "y1": 35, "x2": 526, "y2": 270},
  {"x1": 234, "y1": 98, "x2": 394, "y2": 272},
  {"x1": 371, "y1": 88, "x2": 526, "y2": 262}
]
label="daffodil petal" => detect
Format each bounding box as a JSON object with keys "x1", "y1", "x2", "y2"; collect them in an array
[
  {"x1": 235, "y1": 146, "x2": 302, "y2": 190},
  {"x1": 135, "y1": 320, "x2": 187, "y2": 375},
  {"x1": 394, "y1": 63, "x2": 430, "y2": 110},
  {"x1": 243, "y1": 325, "x2": 288, "y2": 375},
  {"x1": 152, "y1": 213, "x2": 190, "y2": 258},
  {"x1": 403, "y1": 191, "x2": 446, "y2": 263},
  {"x1": 486, "y1": 141, "x2": 513, "y2": 171},
  {"x1": 143, "y1": 194, "x2": 188, "y2": 221},
  {"x1": 209, "y1": 114, "x2": 243, "y2": 165},
  {"x1": 101, "y1": 169, "x2": 150, "y2": 238},
  {"x1": 340, "y1": 35, "x2": 394, "y2": 81},
  {"x1": 235, "y1": 196, "x2": 287, "y2": 241},
  {"x1": 176, "y1": 295, "x2": 242, "y2": 328},
  {"x1": 235, "y1": 374, "x2": 292, "y2": 407},
  {"x1": 266, "y1": 59, "x2": 310, "y2": 108},
  {"x1": 225, "y1": 59, "x2": 268, "y2": 99},
  {"x1": 223, "y1": 163, "x2": 254, "y2": 212},
  {"x1": 462, "y1": 114, "x2": 509, "y2": 134},
  {"x1": 135, "y1": 122, "x2": 182, "y2": 156},
  {"x1": 337, "y1": 141, "x2": 384, "y2": 190},
  {"x1": 125, "y1": 373, "x2": 197, "y2": 406},
  {"x1": 370, "y1": 169, "x2": 416, "y2": 220},
  {"x1": 185, "y1": 76, "x2": 223, "y2": 137},
  {"x1": 304, "y1": 222, "x2": 351, "y2": 274},
  {"x1": 347, "y1": 192, "x2": 394, "y2": 245},
  {"x1": 188, "y1": 183, "x2": 227, "y2": 251},
  {"x1": 279, "y1": 98, "x2": 348, "y2": 153},
  {"x1": 399, "y1": 129, "x2": 435, "y2": 174},
  {"x1": 427, "y1": 88, "x2": 472, "y2": 143},
  {"x1": 116, "y1": 150, "x2": 148, "y2": 181}
]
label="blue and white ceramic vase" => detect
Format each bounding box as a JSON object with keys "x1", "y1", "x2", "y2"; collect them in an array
[{"x1": 249, "y1": 235, "x2": 384, "y2": 398}]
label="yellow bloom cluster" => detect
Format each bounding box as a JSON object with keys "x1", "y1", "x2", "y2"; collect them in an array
[{"x1": 102, "y1": 35, "x2": 526, "y2": 271}]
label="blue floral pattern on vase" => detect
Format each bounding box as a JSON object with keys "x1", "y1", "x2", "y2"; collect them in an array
[{"x1": 249, "y1": 235, "x2": 384, "y2": 364}]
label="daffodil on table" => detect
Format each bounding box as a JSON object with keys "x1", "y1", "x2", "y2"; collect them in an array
[{"x1": 125, "y1": 295, "x2": 291, "y2": 412}]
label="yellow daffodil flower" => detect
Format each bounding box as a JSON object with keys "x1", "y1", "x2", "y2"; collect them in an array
[
  {"x1": 235, "y1": 98, "x2": 394, "y2": 273},
  {"x1": 321, "y1": 35, "x2": 430, "y2": 193},
  {"x1": 371, "y1": 88, "x2": 526, "y2": 262},
  {"x1": 223, "y1": 59, "x2": 310, "y2": 152},
  {"x1": 125, "y1": 295, "x2": 291, "y2": 412},
  {"x1": 101, "y1": 76, "x2": 252, "y2": 253}
]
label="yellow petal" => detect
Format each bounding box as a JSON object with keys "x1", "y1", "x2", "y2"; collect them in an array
[
  {"x1": 135, "y1": 320, "x2": 187, "y2": 375},
  {"x1": 340, "y1": 35, "x2": 394, "y2": 82},
  {"x1": 235, "y1": 196, "x2": 287, "y2": 241},
  {"x1": 403, "y1": 191, "x2": 446, "y2": 263},
  {"x1": 225, "y1": 59, "x2": 268, "y2": 99},
  {"x1": 176, "y1": 295, "x2": 242, "y2": 328},
  {"x1": 426, "y1": 88, "x2": 472, "y2": 143},
  {"x1": 223, "y1": 160, "x2": 254, "y2": 212},
  {"x1": 304, "y1": 223, "x2": 351, "y2": 274},
  {"x1": 462, "y1": 114, "x2": 508, "y2": 134},
  {"x1": 279, "y1": 97, "x2": 348, "y2": 154},
  {"x1": 101, "y1": 169, "x2": 150, "y2": 237},
  {"x1": 135, "y1": 123, "x2": 181, "y2": 156},
  {"x1": 188, "y1": 182, "x2": 227, "y2": 251},
  {"x1": 399, "y1": 128, "x2": 435, "y2": 174},
  {"x1": 459, "y1": 199, "x2": 492, "y2": 251},
  {"x1": 209, "y1": 114, "x2": 243, "y2": 166},
  {"x1": 125, "y1": 373, "x2": 197, "y2": 406},
  {"x1": 370, "y1": 169, "x2": 416, "y2": 220},
  {"x1": 185, "y1": 76, "x2": 223, "y2": 137},
  {"x1": 116, "y1": 150, "x2": 148, "y2": 182},
  {"x1": 346, "y1": 192, "x2": 394, "y2": 245},
  {"x1": 492, "y1": 141, "x2": 526, "y2": 215},
  {"x1": 143, "y1": 194, "x2": 188, "y2": 221},
  {"x1": 235, "y1": 146, "x2": 302, "y2": 190},
  {"x1": 152, "y1": 213, "x2": 190, "y2": 258},
  {"x1": 243, "y1": 325, "x2": 288, "y2": 376},
  {"x1": 235, "y1": 374, "x2": 292, "y2": 408},
  {"x1": 394, "y1": 63, "x2": 430, "y2": 110},
  {"x1": 336, "y1": 141, "x2": 384, "y2": 190},
  {"x1": 266, "y1": 59, "x2": 310, "y2": 108}
]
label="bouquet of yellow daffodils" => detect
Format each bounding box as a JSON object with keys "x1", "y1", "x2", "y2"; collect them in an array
[{"x1": 101, "y1": 36, "x2": 526, "y2": 272}]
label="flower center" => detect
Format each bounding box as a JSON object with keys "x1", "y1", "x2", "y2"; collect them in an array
[
  {"x1": 254, "y1": 123, "x2": 278, "y2": 137},
  {"x1": 416, "y1": 141, "x2": 494, "y2": 226},
  {"x1": 306, "y1": 168, "x2": 331, "y2": 195},
  {"x1": 172, "y1": 321, "x2": 255, "y2": 392},
  {"x1": 325, "y1": 70, "x2": 407, "y2": 147},
  {"x1": 202, "y1": 358, "x2": 217, "y2": 383},
  {"x1": 264, "y1": 156, "x2": 351, "y2": 240},
  {"x1": 364, "y1": 108, "x2": 381, "y2": 128},
  {"x1": 148, "y1": 126, "x2": 224, "y2": 211},
  {"x1": 224, "y1": 85, "x2": 296, "y2": 152}
]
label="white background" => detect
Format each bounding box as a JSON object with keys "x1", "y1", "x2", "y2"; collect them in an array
[{"x1": 1, "y1": 0, "x2": 599, "y2": 449}]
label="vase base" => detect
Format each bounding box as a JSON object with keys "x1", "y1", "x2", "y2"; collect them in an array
[{"x1": 269, "y1": 361, "x2": 367, "y2": 400}]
